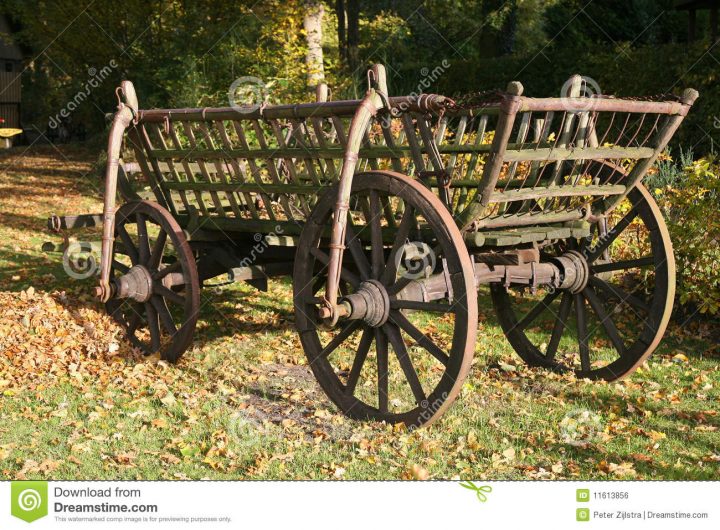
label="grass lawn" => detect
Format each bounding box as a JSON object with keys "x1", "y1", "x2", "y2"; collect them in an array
[{"x1": 0, "y1": 144, "x2": 718, "y2": 480}]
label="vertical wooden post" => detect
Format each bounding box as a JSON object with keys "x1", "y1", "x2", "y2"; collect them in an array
[{"x1": 456, "y1": 81, "x2": 523, "y2": 230}]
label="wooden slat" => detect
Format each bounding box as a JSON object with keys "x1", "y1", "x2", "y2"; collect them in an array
[
  {"x1": 502, "y1": 146, "x2": 654, "y2": 162},
  {"x1": 215, "y1": 120, "x2": 261, "y2": 219},
  {"x1": 163, "y1": 181, "x2": 323, "y2": 194},
  {"x1": 182, "y1": 122, "x2": 228, "y2": 216},
  {"x1": 196, "y1": 121, "x2": 246, "y2": 218},
  {"x1": 490, "y1": 184, "x2": 625, "y2": 203},
  {"x1": 231, "y1": 121, "x2": 277, "y2": 221}
]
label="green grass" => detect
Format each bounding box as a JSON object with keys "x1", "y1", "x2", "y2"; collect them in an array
[{"x1": 0, "y1": 145, "x2": 718, "y2": 480}]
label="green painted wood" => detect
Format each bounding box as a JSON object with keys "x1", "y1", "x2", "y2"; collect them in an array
[
  {"x1": 489, "y1": 184, "x2": 626, "y2": 202},
  {"x1": 502, "y1": 146, "x2": 654, "y2": 163},
  {"x1": 164, "y1": 181, "x2": 325, "y2": 194}
]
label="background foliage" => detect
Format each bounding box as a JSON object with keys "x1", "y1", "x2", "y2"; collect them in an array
[{"x1": 2, "y1": 0, "x2": 718, "y2": 317}]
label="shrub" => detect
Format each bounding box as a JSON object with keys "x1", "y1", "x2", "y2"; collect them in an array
[{"x1": 647, "y1": 154, "x2": 720, "y2": 316}]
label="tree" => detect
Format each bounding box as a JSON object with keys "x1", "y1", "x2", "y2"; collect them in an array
[
  {"x1": 303, "y1": 0, "x2": 325, "y2": 90},
  {"x1": 347, "y1": 0, "x2": 360, "y2": 72}
]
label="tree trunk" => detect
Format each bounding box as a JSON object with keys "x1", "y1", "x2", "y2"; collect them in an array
[
  {"x1": 347, "y1": 0, "x2": 360, "y2": 73},
  {"x1": 499, "y1": 0, "x2": 518, "y2": 55},
  {"x1": 303, "y1": 0, "x2": 325, "y2": 90},
  {"x1": 336, "y1": 0, "x2": 347, "y2": 64}
]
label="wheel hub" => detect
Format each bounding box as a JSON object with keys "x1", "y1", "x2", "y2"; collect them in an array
[
  {"x1": 342, "y1": 280, "x2": 390, "y2": 327},
  {"x1": 553, "y1": 250, "x2": 590, "y2": 294},
  {"x1": 114, "y1": 265, "x2": 154, "y2": 303}
]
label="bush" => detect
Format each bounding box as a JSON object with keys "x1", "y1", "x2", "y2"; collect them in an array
[{"x1": 647, "y1": 154, "x2": 720, "y2": 316}]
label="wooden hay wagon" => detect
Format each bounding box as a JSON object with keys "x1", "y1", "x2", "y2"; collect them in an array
[{"x1": 49, "y1": 64, "x2": 697, "y2": 428}]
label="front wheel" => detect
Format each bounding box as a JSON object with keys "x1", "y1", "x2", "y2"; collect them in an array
[
  {"x1": 294, "y1": 171, "x2": 478, "y2": 428},
  {"x1": 105, "y1": 200, "x2": 200, "y2": 362}
]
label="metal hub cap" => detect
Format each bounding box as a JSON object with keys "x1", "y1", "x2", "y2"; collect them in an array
[
  {"x1": 114, "y1": 265, "x2": 154, "y2": 303},
  {"x1": 554, "y1": 250, "x2": 590, "y2": 294},
  {"x1": 343, "y1": 279, "x2": 391, "y2": 327}
]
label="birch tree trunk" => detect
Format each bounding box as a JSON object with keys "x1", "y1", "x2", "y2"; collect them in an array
[{"x1": 303, "y1": 0, "x2": 325, "y2": 90}]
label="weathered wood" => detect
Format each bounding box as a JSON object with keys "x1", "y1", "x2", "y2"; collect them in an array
[
  {"x1": 502, "y1": 146, "x2": 654, "y2": 163},
  {"x1": 490, "y1": 184, "x2": 626, "y2": 203}
]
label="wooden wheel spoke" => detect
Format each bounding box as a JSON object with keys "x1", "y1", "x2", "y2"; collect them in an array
[
  {"x1": 591, "y1": 256, "x2": 654, "y2": 274},
  {"x1": 112, "y1": 259, "x2": 130, "y2": 274},
  {"x1": 317, "y1": 320, "x2": 361, "y2": 359},
  {"x1": 390, "y1": 310, "x2": 449, "y2": 366},
  {"x1": 145, "y1": 302, "x2": 161, "y2": 352},
  {"x1": 153, "y1": 260, "x2": 182, "y2": 281},
  {"x1": 344, "y1": 223, "x2": 371, "y2": 281},
  {"x1": 385, "y1": 323, "x2": 426, "y2": 405},
  {"x1": 375, "y1": 328, "x2": 389, "y2": 413},
  {"x1": 390, "y1": 299, "x2": 454, "y2": 313},
  {"x1": 311, "y1": 275, "x2": 325, "y2": 296},
  {"x1": 345, "y1": 327, "x2": 372, "y2": 395},
  {"x1": 381, "y1": 196, "x2": 396, "y2": 228},
  {"x1": 117, "y1": 224, "x2": 139, "y2": 265},
  {"x1": 388, "y1": 276, "x2": 413, "y2": 296},
  {"x1": 126, "y1": 308, "x2": 142, "y2": 336},
  {"x1": 310, "y1": 246, "x2": 360, "y2": 287},
  {"x1": 367, "y1": 190, "x2": 384, "y2": 279},
  {"x1": 589, "y1": 277, "x2": 650, "y2": 313},
  {"x1": 545, "y1": 292, "x2": 573, "y2": 360},
  {"x1": 152, "y1": 296, "x2": 177, "y2": 335},
  {"x1": 574, "y1": 293, "x2": 591, "y2": 372},
  {"x1": 381, "y1": 205, "x2": 415, "y2": 284},
  {"x1": 154, "y1": 284, "x2": 186, "y2": 306},
  {"x1": 583, "y1": 287, "x2": 625, "y2": 355},
  {"x1": 586, "y1": 206, "x2": 639, "y2": 263},
  {"x1": 148, "y1": 230, "x2": 168, "y2": 270},
  {"x1": 136, "y1": 213, "x2": 151, "y2": 264},
  {"x1": 517, "y1": 290, "x2": 560, "y2": 331}
]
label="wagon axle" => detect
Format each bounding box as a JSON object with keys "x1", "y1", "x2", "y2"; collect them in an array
[
  {"x1": 330, "y1": 249, "x2": 592, "y2": 323},
  {"x1": 109, "y1": 264, "x2": 184, "y2": 303}
]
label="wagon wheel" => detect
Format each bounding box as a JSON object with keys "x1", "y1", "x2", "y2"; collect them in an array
[
  {"x1": 105, "y1": 200, "x2": 200, "y2": 362},
  {"x1": 294, "y1": 171, "x2": 478, "y2": 428},
  {"x1": 491, "y1": 184, "x2": 674, "y2": 381}
]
